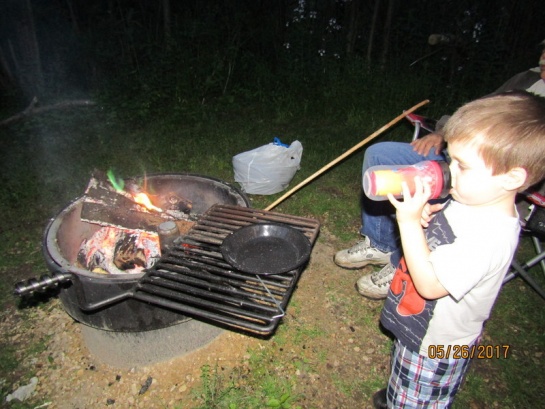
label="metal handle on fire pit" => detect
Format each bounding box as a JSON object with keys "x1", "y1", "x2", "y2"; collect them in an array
[
  {"x1": 13, "y1": 271, "x2": 73, "y2": 297},
  {"x1": 13, "y1": 271, "x2": 136, "y2": 312}
]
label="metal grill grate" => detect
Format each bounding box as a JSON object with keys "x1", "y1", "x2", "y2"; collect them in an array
[{"x1": 132, "y1": 205, "x2": 320, "y2": 335}]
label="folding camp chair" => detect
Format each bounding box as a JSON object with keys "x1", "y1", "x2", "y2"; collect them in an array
[
  {"x1": 406, "y1": 113, "x2": 545, "y2": 300},
  {"x1": 406, "y1": 113, "x2": 437, "y2": 141},
  {"x1": 503, "y1": 192, "x2": 545, "y2": 300}
]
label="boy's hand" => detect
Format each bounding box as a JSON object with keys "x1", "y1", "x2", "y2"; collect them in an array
[
  {"x1": 421, "y1": 202, "x2": 444, "y2": 228},
  {"x1": 387, "y1": 176, "x2": 436, "y2": 225}
]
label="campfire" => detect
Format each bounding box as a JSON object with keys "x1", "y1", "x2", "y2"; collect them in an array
[
  {"x1": 15, "y1": 170, "x2": 321, "y2": 337},
  {"x1": 76, "y1": 170, "x2": 194, "y2": 274},
  {"x1": 15, "y1": 172, "x2": 255, "y2": 340}
]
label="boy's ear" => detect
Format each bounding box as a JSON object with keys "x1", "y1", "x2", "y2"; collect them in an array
[{"x1": 502, "y1": 167, "x2": 527, "y2": 191}]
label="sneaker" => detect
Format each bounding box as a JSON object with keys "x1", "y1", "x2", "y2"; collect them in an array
[
  {"x1": 372, "y1": 388, "x2": 388, "y2": 409},
  {"x1": 334, "y1": 236, "x2": 392, "y2": 269},
  {"x1": 356, "y1": 263, "x2": 395, "y2": 300}
]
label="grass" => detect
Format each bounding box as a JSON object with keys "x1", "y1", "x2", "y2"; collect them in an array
[
  {"x1": 188, "y1": 347, "x2": 302, "y2": 409},
  {"x1": 1, "y1": 69, "x2": 544, "y2": 407}
]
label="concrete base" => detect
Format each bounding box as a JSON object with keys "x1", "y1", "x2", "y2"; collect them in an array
[{"x1": 80, "y1": 319, "x2": 224, "y2": 369}]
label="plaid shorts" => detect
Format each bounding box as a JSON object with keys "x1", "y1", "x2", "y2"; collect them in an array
[{"x1": 386, "y1": 339, "x2": 473, "y2": 408}]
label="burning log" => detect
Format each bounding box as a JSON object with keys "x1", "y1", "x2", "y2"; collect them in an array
[
  {"x1": 80, "y1": 170, "x2": 191, "y2": 233},
  {"x1": 81, "y1": 197, "x2": 166, "y2": 232}
]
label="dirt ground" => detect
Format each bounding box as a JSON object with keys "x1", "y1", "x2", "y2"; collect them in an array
[
  {"x1": 2, "y1": 228, "x2": 390, "y2": 409},
  {"x1": 1, "y1": 229, "x2": 484, "y2": 408}
]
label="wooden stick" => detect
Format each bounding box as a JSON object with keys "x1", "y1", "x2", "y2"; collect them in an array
[
  {"x1": 264, "y1": 99, "x2": 430, "y2": 211},
  {"x1": 0, "y1": 97, "x2": 96, "y2": 127}
]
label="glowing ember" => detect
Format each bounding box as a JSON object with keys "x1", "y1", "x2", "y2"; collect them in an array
[
  {"x1": 77, "y1": 226, "x2": 161, "y2": 274},
  {"x1": 133, "y1": 192, "x2": 163, "y2": 213}
]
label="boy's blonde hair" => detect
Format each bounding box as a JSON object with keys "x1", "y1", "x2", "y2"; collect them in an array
[{"x1": 443, "y1": 91, "x2": 545, "y2": 190}]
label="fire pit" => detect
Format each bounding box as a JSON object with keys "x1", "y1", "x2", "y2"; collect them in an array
[
  {"x1": 15, "y1": 172, "x2": 320, "y2": 367},
  {"x1": 34, "y1": 173, "x2": 251, "y2": 333}
]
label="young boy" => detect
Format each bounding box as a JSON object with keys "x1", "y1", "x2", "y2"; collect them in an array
[{"x1": 372, "y1": 91, "x2": 545, "y2": 408}]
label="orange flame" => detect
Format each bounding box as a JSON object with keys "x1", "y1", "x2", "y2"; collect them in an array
[{"x1": 133, "y1": 192, "x2": 163, "y2": 213}]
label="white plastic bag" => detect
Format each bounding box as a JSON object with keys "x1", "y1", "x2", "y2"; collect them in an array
[{"x1": 233, "y1": 139, "x2": 303, "y2": 195}]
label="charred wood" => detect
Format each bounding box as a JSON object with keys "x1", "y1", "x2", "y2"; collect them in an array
[{"x1": 81, "y1": 171, "x2": 166, "y2": 233}]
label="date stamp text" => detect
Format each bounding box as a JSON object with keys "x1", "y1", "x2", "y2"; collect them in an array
[{"x1": 428, "y1": 344, "x2": 510, "y2": 359}]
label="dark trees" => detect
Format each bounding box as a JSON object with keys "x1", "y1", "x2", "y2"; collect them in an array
[{"x1": 0, "y1": 0, "x2": 543, "y2": 105}]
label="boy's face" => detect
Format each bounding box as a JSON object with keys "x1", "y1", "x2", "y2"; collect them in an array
[{"x1": 447, "y1": 141, "x2": 510, "y2": 206}]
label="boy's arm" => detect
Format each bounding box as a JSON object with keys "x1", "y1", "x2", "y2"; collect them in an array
[{"x1": 388, "y1": 178, "x2": 449, "y2": 300}]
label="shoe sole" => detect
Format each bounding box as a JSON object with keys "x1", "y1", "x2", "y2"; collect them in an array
[
  {"x1": 334, "y1": 257, "x2": 389, "y2": 269},
  {"x1": 355, "y1": 284, "x2": 388, "y2": 300}
]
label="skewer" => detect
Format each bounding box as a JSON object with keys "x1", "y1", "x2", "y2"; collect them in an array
[{"x1": 264, "y1": 99, "x2": 430, "y2": 211}]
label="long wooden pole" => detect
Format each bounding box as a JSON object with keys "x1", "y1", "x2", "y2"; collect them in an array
[{"x1": 264, "y1": 99, "x2": 430, "y2": 211}]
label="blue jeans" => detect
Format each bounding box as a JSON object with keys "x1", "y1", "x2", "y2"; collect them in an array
[{"x1": 360, "y1": 142, "x2": 447, "y2": 265}]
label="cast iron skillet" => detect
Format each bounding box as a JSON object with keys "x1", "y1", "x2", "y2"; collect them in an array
[{"x1": 221, "y1": 223, "x2": 311, "y2": 275}]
